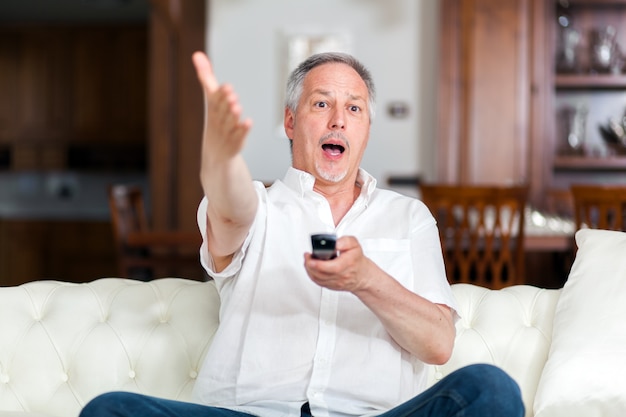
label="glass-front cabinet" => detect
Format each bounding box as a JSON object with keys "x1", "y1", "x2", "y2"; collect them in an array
[{"x1": 550, "y1": 0, "x2": 626, "y2": 191}]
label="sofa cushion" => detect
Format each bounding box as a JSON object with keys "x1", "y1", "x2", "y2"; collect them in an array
[
  {"x1": 428, "y1": 283, "x2": 560, "y2": 416},
  {"x1": 534, "y1": 228, "x2": 626, "y2": 417},
  {"x1": 0, "y1": 413, "x2": 51, "y2": 417}
]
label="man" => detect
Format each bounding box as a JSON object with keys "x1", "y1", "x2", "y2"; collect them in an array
[{"x1": 80, "y1": 51, "x2": 523, "y2": 417}]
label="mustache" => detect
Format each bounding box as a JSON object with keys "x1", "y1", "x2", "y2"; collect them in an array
[{"x1": 318, "y1": 131, "x2": 350, "y2": 150}]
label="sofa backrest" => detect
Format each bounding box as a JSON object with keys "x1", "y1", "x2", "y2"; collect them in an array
[
  {"x1": 0, "y1": 278, "x2": 560, "y2": 417},
  {"x1": 0, "y1": 278, "x2": 219, "y2": 417},
  {"x1": 428, "y1": 284, "x2": 561, "y2": 417}
]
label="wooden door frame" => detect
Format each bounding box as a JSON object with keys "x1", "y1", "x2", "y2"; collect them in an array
[
  {"x1": 437, "y1": 0, "x2": 549, "y2": 208},
  {"x1": 148, "y1": 0, "x2": 206, "y2": 232}
]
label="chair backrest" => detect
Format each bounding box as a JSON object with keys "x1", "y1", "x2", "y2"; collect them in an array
[
  {"x1": 107, "y1": 184, "x2": 204, "y2": 281},
  {"x1": 571, "y1": 184, "x2": 626, "y2": 231},
  {"x1": 546, "y1": 188, "x2": 574, "y2": 219},
  {"x1": 420, "y1": 184, "x2": 528, "y2": 289},
  {"x1": 108, "y1": 184, "x2": 149, "y2": 247}
]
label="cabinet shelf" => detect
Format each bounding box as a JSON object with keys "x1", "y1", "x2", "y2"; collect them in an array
[
  {"x1": 555, "y1": 74, "x2": 626, "y2": 89},
  {"x1": 566, "y1": 0, "x2": 626, "y2": 6},
  {"x1": 553, "y1": 156, "x2": 626, "y2": 171}
]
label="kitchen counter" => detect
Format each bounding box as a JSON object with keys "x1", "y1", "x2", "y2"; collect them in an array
[{"x1": 0, "y1": 171, "x2": 149, "y2": 220}]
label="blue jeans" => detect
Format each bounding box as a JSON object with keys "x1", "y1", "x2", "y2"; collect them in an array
[{"x1": 80, "y1": 364, "x2": 524, "y2": 417}]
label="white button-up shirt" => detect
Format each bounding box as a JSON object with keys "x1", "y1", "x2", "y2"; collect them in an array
[{"x1": 192, "y1": 167, "x2": 457, "y2": 417}]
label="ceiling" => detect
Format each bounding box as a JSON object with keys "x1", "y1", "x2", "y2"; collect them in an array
[{"x1": 0, "y1": 0, "x2": 150, "y2": 23}]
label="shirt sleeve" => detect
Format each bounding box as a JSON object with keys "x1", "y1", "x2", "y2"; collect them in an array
[
  {"x1": 195, "y1": 183, "x2": 266, "y2": 281},
  {"x1": 410, "y1": 200, "x2": 461, "y2": 321}
]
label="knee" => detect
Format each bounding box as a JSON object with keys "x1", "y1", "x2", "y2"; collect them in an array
[
  {"x1": 80, "y1": 391, "x2": 138, "y2": 417},
  {"x1": 451, "y1": 364, "x2": 525, "y2": 416},
  {"x1": 460, "y1": 363, "x2": 519, "y2": 389}
]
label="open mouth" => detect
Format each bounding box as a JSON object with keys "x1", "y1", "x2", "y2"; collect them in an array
[{"x1": 322, "y1": 143, "x2": 345, "y2": 156}]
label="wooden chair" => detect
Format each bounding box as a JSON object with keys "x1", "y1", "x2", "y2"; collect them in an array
[
  {"x1": 420, "y1": 184, "x2": 529, "y2": 289},
  {"x1": 570, "y1": 184, "x2": 626, "y2": 231},
  {"x1": 107, "y1": 184, "x2": 205, "y2": 281}
]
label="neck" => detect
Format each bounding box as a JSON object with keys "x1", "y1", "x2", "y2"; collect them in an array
[{"x1": 314, "y1": 180, "x2": 361, "y2": 226}]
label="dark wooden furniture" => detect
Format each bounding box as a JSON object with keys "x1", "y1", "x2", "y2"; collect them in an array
[
  {"x1": 437, "y1": 0, "x2": 626, "y2": 211},
  {"x1": 0, "y1": 25, "x2": 148, "y2": 170},
  {"x1": 525, "y1": 234, "x2": 573, "y2": 252},
  {"x1": 571, "y1": 184, "x2": 626, "y2": 231},
  {"x1": 0, "y1": 219, "x2": 117, "y2": 286},
  {"x1": 148, "y1": 0, "x2": 206, "y2": 233},
  {"x1": 108, "y1": 184, "x2": 205, "y2": 281},
  {"x1": 437, "y1": 0, "x2": 535, "y2": 191},
  {"x1": 0, "y1": 2, "x2": 206, "y2": 284},
  {"x1": 420, "y1": 184, "x2": 529, "y2": 289}
]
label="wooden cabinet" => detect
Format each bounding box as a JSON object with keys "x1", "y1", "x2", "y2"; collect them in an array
[
  {"x1": 71, "y1": 27, "x2": 147, "y2": 144},
  {"x1": 547, "y1": 0, "x2": 626, "y2": 195},
  {"x1": 437, "y1": 0, "x2": 626, "y2": 210},
  {"x1": 0, "y1": 25, "x2": 147, "y2": 170},
  {"x1": 0, "y1": 220, "x2": 117, "y2": 286},
  {"x1": 437, "y1": 0, "x2": 536, "y2": 188},
  {"x1": 0, "y1": 29, "x2": 70, "y2": 145}
]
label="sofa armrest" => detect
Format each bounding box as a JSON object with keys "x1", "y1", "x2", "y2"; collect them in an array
[{"x1": 427, "y1": 284, "x2": 561, "y2": 417}]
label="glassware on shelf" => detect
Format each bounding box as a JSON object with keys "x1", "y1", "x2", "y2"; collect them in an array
[
  {"x1": 558, "y1": 104, "x2": 588, "y2": 155},
  {"x1": 590, "y1": 25, "x2": 620, "y2": 74},
  {"x1": 555, "y1": 1, "x2": 583, "y2": 73},
  {"x1": 556, "y1": 27, "x2": 582, "y2": 73},
  {"x1": 598, "y1": 112, "x2": 626, "y2": 155}
]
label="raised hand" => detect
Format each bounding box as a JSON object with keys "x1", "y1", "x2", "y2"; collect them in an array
[
  {"x1": 191, "y1": 51, "x2": 258, "y2": 268},
  {"x1": 192, "y1": 51, "x2": 252, "y2": 170}
]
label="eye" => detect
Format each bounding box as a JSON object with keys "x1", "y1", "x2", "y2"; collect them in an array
[
  {"x1": 315, "y1": 102, "x2": 327, "y2": 108},
  {"x1": 349, "y1": 105, "x2": 361, "y2": 112}
]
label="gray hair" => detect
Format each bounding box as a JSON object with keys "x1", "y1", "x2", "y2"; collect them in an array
[{"x1": 284, "y1": 52, "x2": 376, "y2": 122}]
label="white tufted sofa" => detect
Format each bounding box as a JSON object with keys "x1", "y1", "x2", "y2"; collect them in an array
[{"x1": 0, "y1": 278, "x2": 558, "y2": 417}]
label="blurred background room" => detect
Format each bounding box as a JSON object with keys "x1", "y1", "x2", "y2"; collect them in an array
[{"x1": 1, "y1": 0, "x2": 625, "y2": 288}]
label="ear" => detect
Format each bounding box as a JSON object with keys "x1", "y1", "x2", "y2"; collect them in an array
[{"x1": 284, "y1": 107, "x2": 295, "y2": 139}]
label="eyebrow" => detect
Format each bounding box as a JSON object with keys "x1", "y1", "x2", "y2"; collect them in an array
[{"x1": 311, "y1": 89, "x2": 366, "y2": 102}]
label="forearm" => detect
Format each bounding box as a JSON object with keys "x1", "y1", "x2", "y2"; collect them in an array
[
  {"x1": 353, "y1": 262, "x2": 455, "y2": 364},
  {"x1": 201, "y1": 153, "x2": 258, "y2": 258}
]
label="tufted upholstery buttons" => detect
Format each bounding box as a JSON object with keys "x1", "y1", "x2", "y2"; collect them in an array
[
  {"x1": 0, "y1": 278, "x2": 221, "y2": 417},
  {"x1": 425, "y1": 283, "x2": 561, "y2": 414},
  {"x1": 0, "y1": 277, "x2": 563, "y2": 417}
]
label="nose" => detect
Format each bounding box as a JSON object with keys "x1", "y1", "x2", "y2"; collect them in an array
[{"x1": 328, "y1": 108, "x2": 345, "y2": 130}]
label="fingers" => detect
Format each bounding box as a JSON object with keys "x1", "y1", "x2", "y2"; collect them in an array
[
  {"x1": 192, "y1": 50, "x2": 248, "y2": 134},
  {"x1": 192, "y1": 51, "x2": 219, "y2": 93},
  {"x1": 304, "y1": 236, "x2": 367, "y2": 292},
  {"x1": 213, "y1": 86, "x2": 243, "y2": 131},
  {"x1": 193, "y1": 51, "x2": 252, "y2": 155},
  {"x1": 336, "y1": 236, "x2": 358, "y2": 252},
  {"x1": 207, "y1": 85, "x2": 252, "y2": 146}
]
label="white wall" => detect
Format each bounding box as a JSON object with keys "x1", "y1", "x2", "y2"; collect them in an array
[{"x1": 206, "y1": 0, "x2": 438, "y2": 188}]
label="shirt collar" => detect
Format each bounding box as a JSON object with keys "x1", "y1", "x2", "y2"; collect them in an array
[{"x1": 281, "y1": 167, "x2": 377, "y2": 202}]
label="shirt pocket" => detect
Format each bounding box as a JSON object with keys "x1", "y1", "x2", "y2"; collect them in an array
[{"x1": 360, "y1": 238, "x2": 413, "y2": 289}]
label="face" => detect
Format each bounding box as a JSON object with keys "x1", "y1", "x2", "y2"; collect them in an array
[{"x1": 284, "y1": 62, "x2": 371, "y2": 187}]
